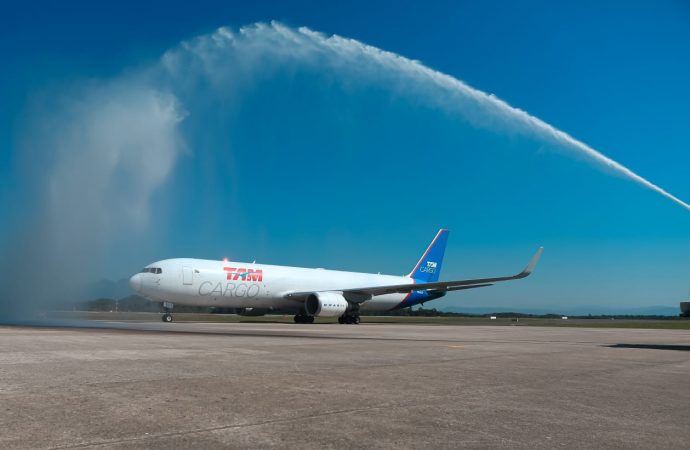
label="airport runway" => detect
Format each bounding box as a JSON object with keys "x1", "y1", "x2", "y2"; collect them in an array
[{"x1": 1, "y1": 322, "x2": 689, "y2": 449}]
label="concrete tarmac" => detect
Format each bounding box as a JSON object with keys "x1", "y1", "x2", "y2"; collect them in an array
[{"x1": 1, "y1": 322, "x2": 689, "y2": 449}]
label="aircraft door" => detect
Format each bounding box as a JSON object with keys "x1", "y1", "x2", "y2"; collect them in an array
[{"x1": 182, "y1": 266, "x2": 193, "y2": 285}]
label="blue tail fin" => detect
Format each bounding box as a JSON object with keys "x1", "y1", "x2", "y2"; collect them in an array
[{"x1": 408, "y1": 229, "x2": 449, "y2": 282}]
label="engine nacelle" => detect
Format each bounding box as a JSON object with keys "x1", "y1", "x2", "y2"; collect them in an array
[{"x1": 305, "y1": 292, "x2": 349, "y2": 317}]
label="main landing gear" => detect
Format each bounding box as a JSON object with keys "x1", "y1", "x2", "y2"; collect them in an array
[
  {"x1": 338, "y1": 304, "x2": 361, "y2": 324},
  {"x1": 338, "y1": 313, "x2": 360, "y2": 324},
  {"x1": 294, "y1": 313, "x2": 315, "y2": 324},
  {"x1": 161, "y1": 301, "x2": 174, "y2": 323}
]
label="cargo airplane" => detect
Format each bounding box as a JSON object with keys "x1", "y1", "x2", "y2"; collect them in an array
[{"x1": 129, "y1": 229, "x2": 543, "y2": 324}]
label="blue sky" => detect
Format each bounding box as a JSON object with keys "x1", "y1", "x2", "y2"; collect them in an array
[{"x1": 1, "y1": 1, "x2": 689, "y2": 312}]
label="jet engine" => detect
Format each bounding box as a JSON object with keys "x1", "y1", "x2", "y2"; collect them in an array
[{"x1": 305, "y1": 292, "x2": 350, "y2": 317}]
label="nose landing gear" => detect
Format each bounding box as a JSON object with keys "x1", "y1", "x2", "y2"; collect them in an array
[{"x1": 161, "y1": 302, "x2": 174, "y2": 323}]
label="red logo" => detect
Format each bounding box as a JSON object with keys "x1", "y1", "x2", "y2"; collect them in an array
[{"x1": 224, "y1": 267, "x2": 263, "y2": 282}]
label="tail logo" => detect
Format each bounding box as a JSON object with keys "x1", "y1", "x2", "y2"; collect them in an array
[{"x1": 420, "y1": 261, "x2": 437, "y2": 274}]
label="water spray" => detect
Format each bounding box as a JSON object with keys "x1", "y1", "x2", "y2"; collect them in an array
[{"x1": 228, "y1": 23, "x2": 689, "y2": 211}]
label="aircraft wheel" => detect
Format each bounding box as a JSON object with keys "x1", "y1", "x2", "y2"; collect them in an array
[
  {"x1": 294, "y1": 315, "x2": 301, "y2": 324},
  {"x1": 162, "y1": 314, "x2": 173, "y2": 323},
  {"x1": 338, "y1": 316, "x2": 345, "y2": 324},
  {"x1": 353, "y1": 316, "x2": 360, "y2": 324},
  {"x1": 308, "y1": 316, "x2": 315, "y2": 324}
]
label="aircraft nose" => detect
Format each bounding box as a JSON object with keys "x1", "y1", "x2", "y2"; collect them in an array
[{"x1": 129, "y1": 273, "x2": 142, "y2": 293}]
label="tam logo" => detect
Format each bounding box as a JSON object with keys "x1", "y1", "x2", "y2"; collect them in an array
[
  {"x1": 224, "y1": 267, "x2": 263, "y2": 282},
  {"x1": 420, "y1": 261, "x2": 437, "y2": 273}
]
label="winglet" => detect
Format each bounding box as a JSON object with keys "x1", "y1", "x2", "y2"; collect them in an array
[{"x1": 516, "y1": 247, "x2": 543, "y2": 278}]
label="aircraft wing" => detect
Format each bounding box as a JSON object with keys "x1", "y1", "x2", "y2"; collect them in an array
[{"x1": 286, "y1": 247, "x2": 543, "y2": 302}]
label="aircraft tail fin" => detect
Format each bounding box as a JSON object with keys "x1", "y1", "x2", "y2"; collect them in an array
[{"x1": 408, "y1": 229, "x2": 449, "y2": 282}]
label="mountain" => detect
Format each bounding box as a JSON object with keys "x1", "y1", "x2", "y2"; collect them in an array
[
  {"x1": 439, "y1": 305, "x2": 681, "y2": 316},
  {"x1": 80, "y1": 278, "x2": 132, "y2": 301},
  {"x1": 79, "y1": 279, "x2": 682, "y2": 316}
]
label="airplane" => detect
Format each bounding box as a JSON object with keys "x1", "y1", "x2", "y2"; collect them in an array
[{"x1": 129, "y1": 229, "x2": 543, "y2": 324}]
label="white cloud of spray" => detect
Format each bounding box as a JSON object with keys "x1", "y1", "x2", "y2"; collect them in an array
[
  {"x1": 1, "y1": 79, "x2": 183, "y2": 320},
  {"x1": 2, "y1": 21, "x2": 687, "y2": 321},
  {"x1": 168, "y1": 22, "x2": 688, "y2": 211},
  {"x1": 44, "y1": 83, "x2": 183, "y2": 249}
]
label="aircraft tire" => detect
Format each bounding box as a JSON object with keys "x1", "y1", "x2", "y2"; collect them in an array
[
  {"x1": 353, "y1": 316, "x2": 360, "y2": 324},
  {"x1": 162, "y1": 314, "x2": 173, "y2": 323},
  {"x1": 338, "y1": 316, "x2": 345, "y2": 324}
]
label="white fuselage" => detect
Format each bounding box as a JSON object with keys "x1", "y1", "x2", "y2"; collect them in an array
[{"x1": 130, "y1": 258, "x2": 414, "y2": 312}]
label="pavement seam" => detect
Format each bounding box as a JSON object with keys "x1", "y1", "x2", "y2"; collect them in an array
[{"x1": 46, "y1": 403, "x2": 400, "y2": 449}]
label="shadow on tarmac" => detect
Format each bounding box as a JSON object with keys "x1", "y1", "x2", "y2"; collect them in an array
[
  {"x1": 0, "y1": 320, "x2": 453, "y2": 343},
  {"x1": 608, "y1": 343, "x2": 690, "y2": 352}
]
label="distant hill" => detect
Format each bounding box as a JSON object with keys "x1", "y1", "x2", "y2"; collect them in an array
[
  {"x1": 78, "y1": 278, "x2": 682, "y2": 317},
  {"x1": 78, "y1": 295, "x2": 161, "y2": 312},
  {"x1": 439, "y1": 305, "x2": 681, "y2": 317},
  {"x1": 80, "y1": 278, "x2": 131, "y2": 301}
]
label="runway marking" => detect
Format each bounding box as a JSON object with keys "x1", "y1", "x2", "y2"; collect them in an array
[{"x1": 447, "y1": 345, "x2": 464, "y2": 348}]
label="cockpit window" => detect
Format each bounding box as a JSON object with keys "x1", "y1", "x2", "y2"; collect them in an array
[{"x1": 141, "y1": 267, "x2": 163, "y2": 274}]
